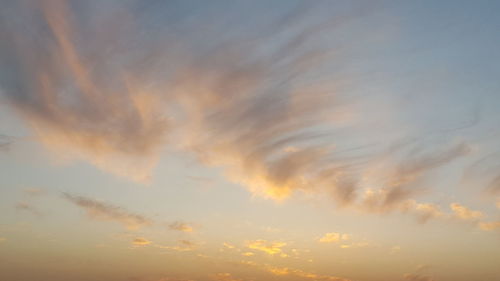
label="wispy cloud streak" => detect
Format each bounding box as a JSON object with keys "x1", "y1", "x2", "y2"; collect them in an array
[{"x1": 62, "y1": 193, "x2": 152, "y2": 230}]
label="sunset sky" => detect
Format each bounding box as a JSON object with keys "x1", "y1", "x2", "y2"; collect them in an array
[{"x1": 1, "y1": 1, "x2": 499, "y2": 281}]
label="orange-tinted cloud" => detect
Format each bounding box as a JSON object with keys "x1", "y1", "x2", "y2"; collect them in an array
[
  {"x1": 246, "y1": 239, "x2": 287, "y2": 255},
  {"x1": 266, "y1": 265, "x2": 351, "y2": 281},
  {"x1": 211, "y1": 273, "x2": 245, "y2": 281},
  {"x1": 478, "y1": 221, "x2": 500, "y2": 231},
  {"x1": 403, "y1": 273, "x2": 435, "y2": 281},
  {"x1": 450, "y1": 203, "x2": 483, "y2": 220},
  {"x1": 132, "y1": 237, "x2": 152, "y2": 246},
  {"x1": 318, "y1": 232, "x2": 350, "y2": 243},
  {"x1": 0, "y1": 1, "x2": 167, "y2": 182},
  {"x1": 169, "y1": 221, "x2": 194, "y2": 232}
]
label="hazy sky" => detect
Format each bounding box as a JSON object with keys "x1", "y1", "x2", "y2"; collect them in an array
[{"x1": 1, "y1": 1, "x2": 499, "y2": 281}]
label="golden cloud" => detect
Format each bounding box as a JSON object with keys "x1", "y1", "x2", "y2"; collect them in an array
[
  {"x1": 246, "y1": 239, "x2": 286, "y2": 255},
  {"x1": 318, "y1": 232, "x2": 346, "y2": 243},
  {"x1": 169, "y1": 221, "x2": 194, "y2": 232},
  {"x1": 132, "y1": 237, "x2": 152, "y2": 246},
  {"x1": 450, "y1": 203, "x2": 483, "y2": 220},
  {"x1": 478, "y1": 221, "x2": 500, "y2": 231}
]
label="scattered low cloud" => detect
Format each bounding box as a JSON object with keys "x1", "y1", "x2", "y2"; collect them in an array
[
  {"x1": 403, "y1": 273, "x2": 436, "y2": 281},
  {"x1": 0, "y1": 134, "x2": 15, "y2": 151},
  {"x1": 169, "y1": 221, "x2": 194, "y2": 232},
  {"x1": 339, "y1": 241, "x2": 370, "y2": 249},
  {"x1": 130, "y1": 277, "x2": 195, "y2": 281},
  {"x1": 23, "y1": 188, "x2": 46, "y2": 197},
  {"x1": 223, "y1": 242, "x2": 236, "y2": 249},
  {"x1": 246, "y1": 239, "x2": 287, "y2": 256},
  {"x1": 62, "y1": 193, "x2": 152, "y2": 230},
  {"x1": 477, "y1": 221, "x2": 500, "y2": 231},
  {"x1": 211, "y1": 273, "x2": 245, "y2": 281},
  {"x1": 450, "y1": 203, "x2": 483, "y2": 220},
  {"x1": 132, "y1": 237, "x2": 152, "y2": 246},
  {"x1": 266, "y1": 264, "x2": 351, "y2": 281},
  {"x1": 390, "y1": 245, "x2": 401, "y2": 254},
  {"x1": 15, "y1": 201, "x2": 42, "y2": 216},
  {"x1": 157, "y1": 240, "x2": 197, "y2": 252},
  {"x1": 318, "y1": 232, "x2": 351, "y2": 244}
]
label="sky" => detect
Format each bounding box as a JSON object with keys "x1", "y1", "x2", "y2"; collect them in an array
[{"x1": 0, "y1": 1, "x2": 499, "y2": 281}]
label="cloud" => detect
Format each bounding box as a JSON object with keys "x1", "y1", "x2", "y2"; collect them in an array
[
  {"x1": 15, "y1": 201, "x2": 42, "y2": 216},
  {"x1": 169, "y1": 221, "x2": 194, "y2": 232},
  {"x1": 246, "y1": 239, "x2": 286, "y2": 255},
  {"x1": 223, "y1": 242, "x2": 236, "y2": 249},
  {"x1": 157, "y1": 240, "x2": 197, "y2": 252},
  {"x1": 0, "y1": 237, "x2": 6, "y2": 243},
  {"x1": 130, "y1": 277, "x2": 194, "y2": 281},
  {"x1": 0, "y1": 0, "x2": 487, "y2": 225},
  {"x1": 132, "y1": 237, "x2": 152, "y2": 246},
  {"x1": 318, "y1": 232, "x2": 350, "y2": 243},
  {"x1": 339, "y1": 241, "x2": 370, "y2": 249},
  {"x1": 62, "y1": 193, "x2": 152, "y2": 230},
  {"x1": 23, "y1": 188, "x2": 46, "y2": 197},
  {"x1": 390, "y1": 246, "x2": 401, "y2": 254},
  {"x1": 0, "y1": 1, "x2": 168, "y2": 182},
  {"x1": 211, "y1": 273, "x2": 245, "y2": 281},
  {"x1": 0, "y1": 134, "x2": 15, "y2": 151},
  {"x1": 449, "y1": 203, "x2": 483, "y2": 220},
  {"x1": 266, "y1": 265, "x2": 351, "y2": 281},
  {"x1": 403, "y1": 273, "x2": 435, "y2": 281},
  {"x1": 478, "y1": 221, "x2": 500, "y2": 231},
  {"x1": 359, "y1": 143, "x2": 471, "y2": 213}
]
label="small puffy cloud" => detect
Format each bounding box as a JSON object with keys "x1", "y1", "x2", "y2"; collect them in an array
[
  {"x1": 478, "y1": 221, "x2": 500, "y2": 231},
  {"x1": 399, "y1": 200, "x2": 444, "y2": 224},
  {"x1": 403, "y1": 273, "x2": 435, "y2": 281},
  {"x1": 62, "y1": 193, "x2": 152, "y2": 230},
  {"x1": 319, "y1": 233, "x2": 341, "y2": 243},
  {"x1": 169, "y1": 221, "x2": 194, "y2": 232},
  {"x1": 246, "y1": 239, "x2": 286, "y2": 255},
  {"x1": 0, "y1": 237, "x2": 6, "y2": 243},
  {"x1": 242, "y1": 252, "x2": 254, "y2": 257},
  {"x1": 450, "y1": 203, "x2": 483, "y2": 220},
  {"x1": 319, "y1": 232, "x2": 350, "y2": 243},
  {"x1": 132, "y1": 237, "x2": 152, "y2": 246}
]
